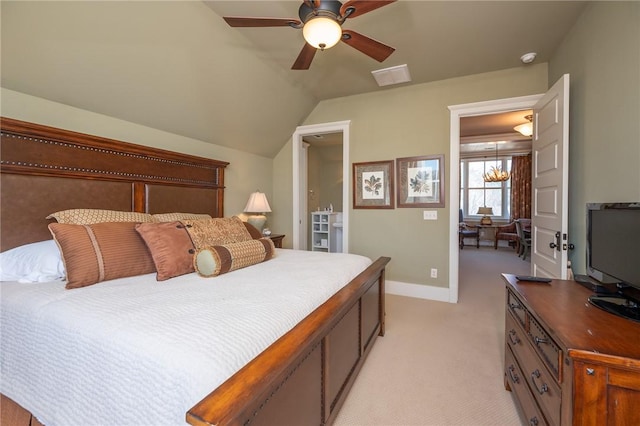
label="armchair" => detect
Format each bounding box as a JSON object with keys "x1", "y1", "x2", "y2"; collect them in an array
[
  {"x1": 495, "y1": 218, "x2": 531, "y2": 252},
  {"x1": 494, "y1": 221, "x2": 519, "y2": 250},
  {"x1": 459, "y1": 209, "x2": 479, "y2": 249}
]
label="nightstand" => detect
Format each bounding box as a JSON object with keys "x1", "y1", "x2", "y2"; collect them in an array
[{"x1": 267, "y1": 234, "x2": 285, "y2": 248}]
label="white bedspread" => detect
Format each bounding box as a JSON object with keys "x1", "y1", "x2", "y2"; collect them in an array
[{"x1": 0, "y1": 249, "x2": 371, "y2": 426}]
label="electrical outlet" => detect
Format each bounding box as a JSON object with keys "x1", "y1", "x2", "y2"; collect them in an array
[{"x1": 430, "y1": 268, "x2": 438, "y2": 278}]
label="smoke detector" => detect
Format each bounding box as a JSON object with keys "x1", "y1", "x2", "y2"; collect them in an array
[{"x1": 520, "y1": 52, "x2": 537, "y2": 64}]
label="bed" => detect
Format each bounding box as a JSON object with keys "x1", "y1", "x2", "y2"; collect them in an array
[{"x1": 0, "y1": 117, "x2": 390, "y2": 426}]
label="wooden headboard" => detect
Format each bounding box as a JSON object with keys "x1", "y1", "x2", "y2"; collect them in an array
[{"x1": 0, "y1": 117, "x2": 228, "y2": 251}]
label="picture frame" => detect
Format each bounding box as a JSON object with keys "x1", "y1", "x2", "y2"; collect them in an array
[
  {"x1": 396, "y1": 154, "x2": 445, "y2": 208},
  {"x1": 352, "y1": 160, "x2": 395, "y2": 209}
]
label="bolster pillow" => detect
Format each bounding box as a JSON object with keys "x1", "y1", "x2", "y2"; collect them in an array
[{"x1": 194, "y1": 238, "x2": 276, "y2": 277}]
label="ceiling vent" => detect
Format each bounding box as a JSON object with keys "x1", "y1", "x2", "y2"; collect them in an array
[{"x1": 371, "y1": 64, "x2": 411, "y2": 87}]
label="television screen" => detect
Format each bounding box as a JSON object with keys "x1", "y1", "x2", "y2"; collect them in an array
[
  {"x1": 587, "y1": 203, "x2": 640, "y2": 322},
  {"x1": 588, "y1": 205, "x2": 640, "y2": 289}
]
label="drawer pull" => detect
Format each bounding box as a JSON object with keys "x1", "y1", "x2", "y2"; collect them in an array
[
  {"x1": 586, "y1": 368, "x2": 595, "y2": 376},
  {"x1": 509, "y1": 302, "x2": 523, "y2": 311},
  {"x1": 531, "y1": 369, "x2": 549, "y2": 395},
  {"x1": 534, "y1": 336, "x2": 548, "y2": 345},
  {"x1": 508, "y1": 329, "x2": 521, "y2": 345},
  {"x1": 529, "y1": 416, "x2": 539, "y2": 426},
  {"x1": 508, "y1": 365, "x2": 520, "y2": 384}
]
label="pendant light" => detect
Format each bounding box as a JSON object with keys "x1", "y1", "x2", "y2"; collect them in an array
[{"x1": 483, "y1": 143, "x2": 510, "y2": 182}]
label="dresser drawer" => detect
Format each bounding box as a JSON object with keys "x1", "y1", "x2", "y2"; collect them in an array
[
  {"x1": 506, "y1": 310, "x2": 526, "y2": 353},
  {"x1": 507, "y1": 289, "x2": 527, "y2": 328},
  {"x1": 528, "y1": 315, "x2": 561, "y2": 380},
  {"x1": 505, "y1": 346, "x2": 548, "y2": 426},
  {"x1": 516, "y1": 335, "x2": 561, "y2": 426}
]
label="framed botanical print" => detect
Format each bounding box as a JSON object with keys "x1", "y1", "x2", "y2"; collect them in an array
[
  {"x1": 396, "y1": 154, "x2": 445, "y2": 208},
  {"x1": 352, "y1": 160, "x2": 395, "y2": 209}
]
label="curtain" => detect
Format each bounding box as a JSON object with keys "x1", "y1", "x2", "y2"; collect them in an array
[{"x1": 510, "y1": 154, "x2": 532, "y2": 220}]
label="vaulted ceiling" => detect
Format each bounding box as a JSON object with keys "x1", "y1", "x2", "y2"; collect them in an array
[{"x1": 1, "y1": 1, "x2": 586, "y2": 158}]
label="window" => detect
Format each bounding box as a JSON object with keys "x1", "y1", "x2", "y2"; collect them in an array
[{"x1": 460, "y1": 158, "x2": 511, "y2": 220}]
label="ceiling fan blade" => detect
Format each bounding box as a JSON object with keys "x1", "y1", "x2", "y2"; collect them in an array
[
  {"x1": 292, "y1": 43, "x2": 317, "y2": 70},
  {"x1": 340, "y1": 0, "x2": 396, "y2": 19},
  {"x1": 223, "y1": 17, "x2": 301, "y2": 27},
  {"x1": 341, "y1": 30, "x2": 395, "y2": 62}
]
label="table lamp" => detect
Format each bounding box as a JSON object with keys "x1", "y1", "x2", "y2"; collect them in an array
[
  {"x1": 244, "y1": 191, "x2": 271, "y2": 233},
  {"x1": 477, "y1": 206, "x2": 494, "y2": 225}
]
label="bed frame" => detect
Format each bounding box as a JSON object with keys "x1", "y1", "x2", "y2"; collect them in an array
[{"x1": 0, "y1": 117, "x2": 390, "y2": 426}]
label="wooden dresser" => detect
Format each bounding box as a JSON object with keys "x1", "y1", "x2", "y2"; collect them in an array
[{"x1": 502, "y1": 274, "x2": 640, "y2": 425}]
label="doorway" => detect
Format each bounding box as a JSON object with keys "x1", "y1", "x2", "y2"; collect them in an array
[
  {"x1": 292, "y1": 121, "x2": 351, "y2": 252},
  {"x1": 448, "y1": 95, "x2": 543, "y2": 303},
  {"x1": 305, "y1": 133, "x2": 344, "y2": 250}
]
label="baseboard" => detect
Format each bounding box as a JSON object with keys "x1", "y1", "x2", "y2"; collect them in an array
[{"x1": 386, "y1": 280, "x2": 451, "y2": 302}]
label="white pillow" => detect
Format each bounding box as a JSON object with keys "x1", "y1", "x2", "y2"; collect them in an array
[{"x1": 0, "y1": 240, "x2": 65, "y2": 283}]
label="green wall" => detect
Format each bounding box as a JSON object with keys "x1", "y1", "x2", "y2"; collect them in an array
[
  {"x1": 8, "y1": 1, "x2": 635, "y2": 290},
  {"x1": 548, "y1": 2, "x2": 640, "y2": 275},
  {"x1": 0, "y1": 88, "x2": 274, "y2": 218},
  {"x1": 273, "y1": 64, "x2": 548, "y2": 287}
]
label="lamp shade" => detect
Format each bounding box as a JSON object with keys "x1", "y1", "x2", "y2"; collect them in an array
[
  {"x1": 303, "y1": 16, "x2": 342, "y2": 50},
  {"x1": 244, "y1": 191, "x2": 272, "y2": 213}
]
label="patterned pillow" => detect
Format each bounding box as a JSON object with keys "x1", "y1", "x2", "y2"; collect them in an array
[
  {"x1": 49, "y1": 222, "x2": 156, "y2": 289},
  {"x1": 180, "y1": 216, "x2": 252, "y2": 249},
  {"x1": 47, "y1": 209, "x2": 154, "y2": 225},
  {"x1": 135, "y1": 221, "x2": 195, "y2": 281},
  {"x1": 152, "y1": 213, "x2": 212, "y2": 222},
  {"x1": 193, "y1": 238, "x2": 275, "y2": 277}
]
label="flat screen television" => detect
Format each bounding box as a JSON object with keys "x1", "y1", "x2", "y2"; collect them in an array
[{"x1": 586, "y1": 202, "x2": 640, "y2": 322}]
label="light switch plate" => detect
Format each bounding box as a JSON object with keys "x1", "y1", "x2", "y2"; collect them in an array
[{"x1": 423, "y1": 210, "x2": 437, "y2": 220}]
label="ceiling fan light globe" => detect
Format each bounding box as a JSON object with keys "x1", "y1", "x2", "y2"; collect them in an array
[{"x1": 303, "y1": 17, "x2": 342, "y2": 50}]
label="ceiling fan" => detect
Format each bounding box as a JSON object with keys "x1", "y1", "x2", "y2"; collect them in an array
[{"x1": 223, "y1": 0, "x2": 397, "y2": 70}]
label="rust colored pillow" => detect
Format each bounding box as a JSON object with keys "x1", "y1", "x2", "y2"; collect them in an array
[
  {"x1": 135, "y1": 221, "x2": 196, "y2": 281},
  {"x1": 49, "y1": 222, "x2": 156, "y2": 289},
  {"x1": 243, "y1": 221, "x2": 263, "y2": 239},
  {"x1": 193, "y1": 238, "x2": 276, "y2": 277},
  {"x1": 180, "y1": 216, "x2": 252, "y2": 249}
]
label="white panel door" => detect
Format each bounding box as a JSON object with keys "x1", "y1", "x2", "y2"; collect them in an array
[{"x1": 531, "y1": 74, "x2": 570, "y2": 278}]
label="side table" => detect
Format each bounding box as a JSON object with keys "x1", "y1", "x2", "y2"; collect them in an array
[
  {"x1": 476, "y1": 225, "x2": 497, "y2": 246},
  {"x1": 267, "y1": 234, "x2": 285, "y2": 248}
]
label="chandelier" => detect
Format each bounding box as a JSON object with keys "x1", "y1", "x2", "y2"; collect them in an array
[{"x1": 483, "y1": 143, "x2": 510, "y2": 182}]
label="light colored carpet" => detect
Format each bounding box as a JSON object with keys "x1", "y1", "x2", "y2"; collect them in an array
[{"x1": 333, "y1": 247, "x2": 531, "y2": 426}]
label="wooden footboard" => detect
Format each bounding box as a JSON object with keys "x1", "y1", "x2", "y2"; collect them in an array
[{"x1": 187, "y1": 256, "x2": 391, "y2": 426}]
